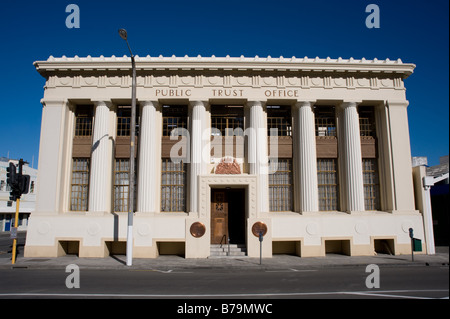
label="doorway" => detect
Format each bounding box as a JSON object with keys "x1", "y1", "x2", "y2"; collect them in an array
[{"x1": 211, "y1": 188, "x2": 246, "y2": 245}]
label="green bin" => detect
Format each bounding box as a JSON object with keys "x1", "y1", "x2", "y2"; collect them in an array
[{"x1": 413, "y1": 238, "x2": 422, "y2": 252}]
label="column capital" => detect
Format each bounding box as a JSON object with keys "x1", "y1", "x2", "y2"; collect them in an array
[
  {"x1": 386, "y1": 100, "x2": 409, "y2": 108},
  {"x1": 246, "y1": 100, "x2": 265, "y2": 108},
  {"x1": 340, "y1": 101, "x2": 361, "y2": 109},
  {"x1": 139, "y1": 100, "x2": 159, "y2": 106},
  {"x1": 40, "y1": 98, "x2": 68, "y2": 108},
  {"x1": 92, "y1": 100, "x2": 113, "y2": 109},
  {"x1": 189, "y1": 100, "x2": 208, "y2": 108},
  {"x1": 293, "y1": 100, "x2": 316, "y2": 109},
  {"x1": 139, "y1": 100, "x2": 160, "y2": 111}
]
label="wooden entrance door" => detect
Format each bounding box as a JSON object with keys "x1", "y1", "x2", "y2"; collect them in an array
[{"x1": 211, "y1": 190, "x2": 228, "y2": 244}]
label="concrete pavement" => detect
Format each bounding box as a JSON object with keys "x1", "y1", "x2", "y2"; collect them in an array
[{"x1": 1, "y1": 245, "x2": 448, "y2": 271}]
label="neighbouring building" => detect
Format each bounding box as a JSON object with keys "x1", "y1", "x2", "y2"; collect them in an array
[
  {"x1": 25, "y1": 55, "x2": 426, "y2": 258},
  {"x1": 0, "y1": 157, "x2": 37, "y2": 232},
  {"x1": 425, "y1": 156, "x2": 449, "y2": 246}
]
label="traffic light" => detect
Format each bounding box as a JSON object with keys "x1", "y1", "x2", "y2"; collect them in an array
[
  {"x1": 5, "y1": 160, "x2": 31, "y2": 201},
  {"x1": 6, "y1": 162, "x2": 17, "y2": 189},
  {"x1": 19, "y1": 174, "x2": 30, "y2": 195},
  {"x1": 9, "y1": 189, "x2": 21, "y2": 201}
]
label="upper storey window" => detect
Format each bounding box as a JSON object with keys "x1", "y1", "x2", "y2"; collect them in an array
[
  {"x1": 74, "y1": 106, "x2": 93, "y2": 137},
  {"x1": 314, "y1": 106, "x2": 336, "y2": 137},
  {"x1": 267, "y1": 105, "x2": 292, "y2": 137},
  {"x1": 358, "y1": 106, "x2": 376, "y2": 138},
  {"x1": 162, "y1": 105, "x2": 188, "y2": 137},
  {"x1": 211, "y1": 105, "x2": 244, "y2": 136}
]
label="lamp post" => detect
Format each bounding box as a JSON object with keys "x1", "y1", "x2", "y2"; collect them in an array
[{"x1": 119, "y1": 28, "x2": 136, "y2": 266}]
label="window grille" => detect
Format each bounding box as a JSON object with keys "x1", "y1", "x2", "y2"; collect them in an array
[
  {"x1": 70, "y1": 158, "x2": 90, "y2": 211},
  {"x1": 117, "y1": 107, "x2": 131, "y2": 137},
  {"x1": 211, "y1": 105, "x2": 244, "y2": 136},
  {"x1": 75, "y1": 106, "x2": 93, "y2": 137},
  {"x1": 269, "y1": 159, "x2": 293, "y2": 211},
  {"x1": 359, "y1": 106, "x2": 376, "y2": 137},
  {"x1": 161, "y1": 159, "x2": 186, "y2": 212},
  {"x1": 267, "y1": 106, "x2": 292, "y2": 137},
  {"x1": 162, "y1": 105, "x2": 187, "y2": 136},
  {"x1": 362, "y1": 158, "x2": 380, "y2": 210},
  {"x1": 317, "y1": 159, "x2": 339, "y2": 211},
  {"x1": 315, "y1": 106, "x2": 336, "y2": 137},
  {"x1": 113, "y1": 159, "x2": 135, "y2": 212}
]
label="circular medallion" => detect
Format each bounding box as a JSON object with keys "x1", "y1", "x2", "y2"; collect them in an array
[
  {"x1": 251, "y1": 222, "x2": 268, "y2": 237},
  {"x1": 190, "y1": 222, "x2": 206, "y2": 238}
]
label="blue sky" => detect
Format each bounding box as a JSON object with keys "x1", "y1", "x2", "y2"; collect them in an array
[{"x1": 0, "y1": 0, "x2": 448, "y2": 167}]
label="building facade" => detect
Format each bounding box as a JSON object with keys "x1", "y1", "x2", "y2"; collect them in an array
[
  {"x1": 0, "y1": 158, "x2": 37, "y2": 232},
  {"x1": 25, "y1": 55, "x2": 426, "y2": 258}
]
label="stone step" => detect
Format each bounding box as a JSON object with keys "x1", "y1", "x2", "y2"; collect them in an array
[{"x1": 210, "y1": 244, "x2": 247, "y2": 257}]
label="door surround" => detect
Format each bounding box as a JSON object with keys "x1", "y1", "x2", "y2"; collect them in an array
[{"x1": 198, "y1": 175, "x2": 258, "y2": 220}]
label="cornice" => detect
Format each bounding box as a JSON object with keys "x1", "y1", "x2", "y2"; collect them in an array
[{"x1": 34, "y1": 55, "x2": 415, "y2": 79}]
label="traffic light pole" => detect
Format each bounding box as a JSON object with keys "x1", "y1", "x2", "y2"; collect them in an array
[{"x1": 11, "y1": 198, "x2": 20, "y2": 265}]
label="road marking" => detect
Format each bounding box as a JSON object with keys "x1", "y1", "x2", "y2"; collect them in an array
[
  {"x1": 0, "y1": 289, "x2": 447, "y2": 299},
  {"x1": 343, "y1": 291, "x2": 434, "y2": 299},
  {"x1": 130, "y1": 269, "x2": 193, "y2": 274},
  {"x1": 265, "y1": 269, "x2": 318, "y2": 273}
]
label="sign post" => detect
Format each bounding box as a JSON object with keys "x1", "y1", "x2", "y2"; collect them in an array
[
  {"x1": 259, "y1": 231, "x2": 263, "y2": 265},
  {"x1": 11, "y1": 199, "x2": 20, "y2": 264},
  {"x1": 252, "y1": 222, "x2": 268, "y2": 266}
]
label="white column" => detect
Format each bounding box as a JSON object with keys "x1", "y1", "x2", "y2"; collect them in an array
[
  {"x1": 247, "y1": 101, "x2": 269, "y2": 213},
  {"x1": 295, "y1": 101, "x2": 319, "y2": 212},
  {"x1": 137, "y1": 101, "x2": 159, "y2": 213},
  {"x1": 88, "y1": 101, "x2": 112, "y2": 213},
  {"x1": 341, "y1": 102, "x2": 365, "y2": 212},
  {"x1": 190, "y1": 101, "x2": 206, "y2": 213}
]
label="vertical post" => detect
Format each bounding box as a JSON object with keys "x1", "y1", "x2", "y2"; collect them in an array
[
  {"x1": 409, "y1": 228, "x2": 414, "y2": 262},
  {"x1": 259, "y1": 231, "x2": 263, "y2": 265},
  {"x1": 126, "y1": 55, "x2": 136, "y2": 267},
  {"x1": 11, "y1": 199, "x2": 20, "y2": 265}
]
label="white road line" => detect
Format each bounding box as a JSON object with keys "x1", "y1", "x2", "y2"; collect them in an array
[
  {"x1": 0, "y1": 289, "x2": 447, "y2": 298},
  {"x1": 343, "y1": 292, "x2": 434, "y2": 299},
  {"x1": 265, "y1": 269, "x2": 318, "y2": 273}
]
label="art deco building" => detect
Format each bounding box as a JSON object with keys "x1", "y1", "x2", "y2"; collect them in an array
[{"x1": 24, "y1": 55, "x2": 426, "y2": 258}]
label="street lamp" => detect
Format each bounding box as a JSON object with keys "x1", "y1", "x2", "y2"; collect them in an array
[{"x1": 118, "y1": 28, "x2": 136, "y2": 266}]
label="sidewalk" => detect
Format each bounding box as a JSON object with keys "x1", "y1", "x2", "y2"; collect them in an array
[{"x1": 1, "y1": 247, "x2": 448, "y2": 271}]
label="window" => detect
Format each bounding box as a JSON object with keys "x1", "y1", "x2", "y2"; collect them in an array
[
  {"x1": 70, "y1": 158, "x2": 90, "y2": 211},
  {"x1": 30, "y1": 181, "x2": 35, "y2": 193},
  {"x1": 317, "y1": 159, "x2": 339, "y2": 211},
  {"x1": 0, "y1": 180, "x2": 4, "y2": 191},
  {"x1": 75, "y1": 106, "x2": 93, "y2": 137},
  {"x1": 359, "y1": 106, "x2": 376, "y2": 137},
  {"x1": 161, "y1": 159, "x2": 186, "y2": 212},
  {"x1": 114, "y1": 159, "x2": 129, "y2": 212},
  {"x1": 267, "y1": 106, "x2": 292, "y2": 137},
  {"x1": 269, "y1": 159, "x2": 293, "y2": 211},
  {"x1": 362, "y1": 158, "x2": 380, "y2": 210},
  {"x1": 315, "y1": 106, "x2": 336, "y2": 137},
  {"x1": 117, "y1": 106, "x2": 131, "y2": 137},
  {"x1": 116, "y1": 106, "x2": 140, "y2": 137},
  {"x1": 211, "y1": 105, "x2": 244, "y2": 136},
  {"x1": 162, "y1": 105, "x2": 187, "y2": 136}
]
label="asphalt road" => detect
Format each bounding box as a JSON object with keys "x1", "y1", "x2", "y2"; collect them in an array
[{"x1": 0, "y1": 264, "x2": 447, "y2": 300}]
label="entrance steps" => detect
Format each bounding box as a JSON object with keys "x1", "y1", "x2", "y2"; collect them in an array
[{"x1": 209, "y1": 244, "x2": 247, "y2": 257}]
